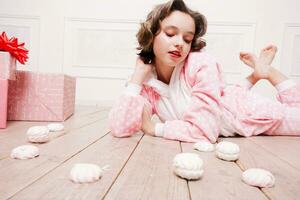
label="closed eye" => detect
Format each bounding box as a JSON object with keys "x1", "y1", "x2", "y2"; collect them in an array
[
  {"x1": 183, "y1": 35, "x2": 193, "y2": 44},
  {"x1": 184, "y1": 39, "x2": 192, "y2": 44},
  {"x1": 165, "y1": 32, "x2": 175, "y2": 37}
]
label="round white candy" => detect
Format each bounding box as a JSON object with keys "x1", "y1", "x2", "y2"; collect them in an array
[
  {"x1": 70, "y1": 163, "x2": 103, "y2": 183},
  {"x1": 47, "y1": 123, "x2": 64, "y2": 132},
  {"x1": 27, "y1": 126, "x2": 50, "y2": 143},
  {"x1": 173, "y1": 153, "x2": 204, "y2": 180},
  {"x1": 11, "y1": 145, "x2": 39, "y2": 159},
  {"x1": 194, "y1": 141, "x2": 214, "y2": 152},
  {"x1": 216, "y1": 141, "x2": 240, "y2": 161},
  {"x1": 242, "y1": 168, "x2": 275, "y2": 188}
]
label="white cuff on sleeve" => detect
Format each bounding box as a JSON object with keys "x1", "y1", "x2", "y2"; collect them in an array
[
  {"x1": 154, "y1": 123, "x2": 165, "y2": 137},
  {"x1": 275, "y1": 79, "x2": 297, "y2": 93},
  {"x1": 123, "y1": 83, "x2": 142, "y2": 96},
  {"x1": 239, "y1": 78, "x2": 253, "y2": 89}
]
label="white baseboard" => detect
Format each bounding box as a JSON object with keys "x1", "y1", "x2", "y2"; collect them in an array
[{"x1": 76, "y1": 99, "x2": 114, "y2": 107}]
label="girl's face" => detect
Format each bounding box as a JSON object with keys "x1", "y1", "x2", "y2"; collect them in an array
[{"x1": 153, "y1": 11, "x2": 195, "y2": 68}]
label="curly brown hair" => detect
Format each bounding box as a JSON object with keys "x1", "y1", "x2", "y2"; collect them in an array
[{"x1": 136, "y1": 0, "x2": 207, "y2": 63}]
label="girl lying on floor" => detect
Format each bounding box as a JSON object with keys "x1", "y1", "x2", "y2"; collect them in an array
[{"x1": 109, "y1": 0, "x2": 300, "y2": 143}]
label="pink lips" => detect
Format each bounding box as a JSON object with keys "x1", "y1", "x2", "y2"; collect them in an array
[{"x1": 168, "y1": 50, "x2": 181, "y2": 58}]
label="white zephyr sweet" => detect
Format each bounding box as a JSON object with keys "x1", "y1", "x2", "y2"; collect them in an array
[
  {"x1": 70, "y1": 163, "x2": 103, "y2": 183},
  {"x1": 194, "y1": 141, "x2": 215, "y2": 152},
  {"x1": 173, "y1": 153, "x2": 204, "y2": 180},
  {"x1": 11, "y1": 145, "x2": 39, "y2": 159},
  {"x1": 215, "y1": 141, "x2": 240, "y2": 161},
  {"x1": 242, "y1": 168, "x2": 275, "y2": 188},
  {"x1": 47, "y1": 123, "x2": 64, "y2": 132},
  {"x1": 27, "y1": 126, "x2": 50, "y2": 143}
]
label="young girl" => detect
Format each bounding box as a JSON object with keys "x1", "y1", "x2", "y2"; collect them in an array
[{"x1": 109, "y1": 0, "x2": 300, "y2": 143}]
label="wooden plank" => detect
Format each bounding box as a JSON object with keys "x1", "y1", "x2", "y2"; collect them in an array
[
  {"x1": 0, "y1": 109, "x2": 108, "y2": 160},
  {"x1": 181, "y1": 142, "x2": 267, "y2": 200},
  {"x1": 0, "y1": 105, "x2": 106, "y2": 142},
  {"x1": 72, "y1": 105, "x2": 109, "y2": 117},
  {"x1": 249, "y1": 136, "x2": 300, "y2": 170},
  {"x1": 224, "y1": 137, "x2": 300, "y2": 200},
  {"x1": 0, "y1": 116, "x2": 109, "y2": 199},
  {"x1": 0, "y1": 105, "x2": 108, "y2": 140},
  {"x1": 104, "y1": 135, "x2": 190, "y2": 200},
  {"x1": 0, "y1": 105, "x2": 104, "y2": 133},
  {"x1": 10, "y1": 134, "x2": 144, "y2": 200},
  {"x1": 0, "y1": 107, "x2": 109, "y2": 159}
]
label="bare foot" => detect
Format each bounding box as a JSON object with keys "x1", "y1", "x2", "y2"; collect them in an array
[
  {"x1": 259, "y1": 44, "x2": 277, "y2": 65},
  {"x1": 241, "y1": 45, "x2": 287, "y2": 86},
  {"x1": 240, "y1": 51, "x2": 271, "y2": 80},
  {"x1": 239, "y1": 52, "x2": 258, "y2": 68},
  {"x1": 252, "y1": 61, "x2": 273, "y2": 80}
]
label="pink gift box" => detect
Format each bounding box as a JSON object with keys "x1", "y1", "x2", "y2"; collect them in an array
[
  {"x1": 0, "y1": 51, "x2": 16, "y2": 80},
  {"x1": 8, "y1": 70, "x2": 76, "y2": 122},
  {"x1": 0, "y1": 79, "x2": 8, "y2": 128},
  {"x1": 0, "y1": 51, "x2": 16, "y2": 128}
]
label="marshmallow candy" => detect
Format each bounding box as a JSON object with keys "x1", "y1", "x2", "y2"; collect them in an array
[
  {"x1": 242, "y1": 168, "x2": 275, "y2": 188},
  {"x1": 70, "y1": 163, "x2": 103, "y2": 183},
  {"x1": 173, "y1": 153, "x2": 204, "y2": 180},
  {"x1": 11, "y1": 145, "x2": 39, "y2": 160},
  {"x1": 216, "y1": 141, "x2": 240, "y2": 161},
  {"x1": 27, "y1": 126, "x2": 50, "y2": 143},
  {"x1": 194, "y1": 141, "x2": 214, "y2": 152},
  {"x1": 47, "y1": 123, "x2": 64, "y2": 132}
]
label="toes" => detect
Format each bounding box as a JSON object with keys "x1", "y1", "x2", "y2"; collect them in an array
[
  {"x1": 272, "y1": 45, "x2": 278, "y2": 53},
  {"x1": 240, "y1": 52, "x2": 251, "y2": 58},
  {"x1": 262, "y1": 44, "x2": 277, "y2": 53},
  {"x1": 239, "y1": 52, "x2": 247, "y2": 60},
  {"x1": 240, "y1": 52, "x2": 247, "y2": 57},
  {"x1": 262, "y1": 45, "x2": 273, "y2": 51}
]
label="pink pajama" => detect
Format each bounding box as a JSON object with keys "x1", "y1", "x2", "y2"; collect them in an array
[
  {"x1": 267, "y1": 82, "x2": 300, "y2": 136},
  {"x1": 221, "y1": 80, "x2": 300, "y2": 137},
  {"x1": 109, "y1": 51, "x2": 223, "y2": 143},
  {"x1": 109, "y1": 50, "x2": 300, "y2": 143}
]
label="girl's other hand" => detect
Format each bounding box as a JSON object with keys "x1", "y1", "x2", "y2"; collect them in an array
[
  {"x1": 130, "y1": 57, "x2": 153, "y2": 85},
  {"x1": 141, "y1": 105, "x2": 155, "y2": 136}
]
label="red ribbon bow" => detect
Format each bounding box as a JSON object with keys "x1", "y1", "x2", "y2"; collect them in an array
[{"x1": 0, "y1": 32, "x2": 29, "y2": 64}]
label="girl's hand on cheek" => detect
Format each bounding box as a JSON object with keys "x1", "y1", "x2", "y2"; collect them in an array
[{"x1": 130, "y1": 57, "x2": 153, "y2": 85}]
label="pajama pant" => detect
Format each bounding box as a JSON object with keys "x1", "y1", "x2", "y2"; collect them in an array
[
  {"x1": 266, "y1": 80, "x2": 300, "y2": 136},
  {"x1": 222, "y1": 79, "x2": 300, "y2": 137}
]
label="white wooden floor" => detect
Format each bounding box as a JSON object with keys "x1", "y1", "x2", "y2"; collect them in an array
[{"x1": 1, "y1": 106, "x2": 300, "y2": 200}]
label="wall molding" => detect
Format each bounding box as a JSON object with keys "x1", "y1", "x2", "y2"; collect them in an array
[
  {"x1": 282, "y1": 23, "x2": 300, "y2": 77},
  {"x1": 72, "y1": 64, "x2": 132, "y2": 70},
  {"x1": 63, "y1": 19, "x2": 256, "y2": 81},
  {"x1": 65, "y1": 17, "x2": 140, "y2": 24},
  {"x1": 205, "y1": 22, "x2": 256, "y2": 84},
  {"x1": 0, "y1": 14, "x2": 40, "y2": 71},
  {"x1": 63, "y1": 18, "x2": 139, "y2": 79},
  {"x1": 0, "y1": 14, "x2": 39, "y2": 20}
]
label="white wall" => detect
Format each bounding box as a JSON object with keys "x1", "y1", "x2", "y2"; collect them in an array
[{"x1": 1, "y1": 0, "x2": 300, "y2": 106}]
